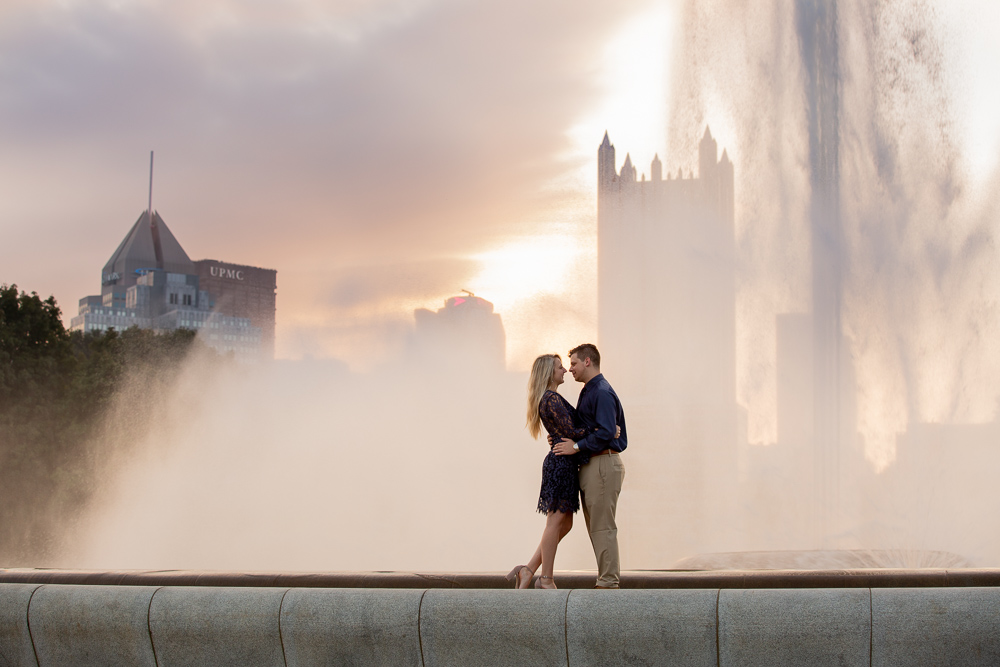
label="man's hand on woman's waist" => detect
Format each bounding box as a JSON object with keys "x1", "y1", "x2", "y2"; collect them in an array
[{"x1": 552, "y1": 439, "x2": 577, "y2": 456}]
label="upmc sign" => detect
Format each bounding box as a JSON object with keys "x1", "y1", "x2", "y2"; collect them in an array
[
  {"x1": 209, "y1": 266, "x2": 245, "y2": 281},
  {"x1": 195, "y1": 259, "x2": 276, "y2": 292}
]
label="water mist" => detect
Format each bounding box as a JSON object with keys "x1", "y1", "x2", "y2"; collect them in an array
[
  {"x1": 59, "y1": 0, "x2": 1000, "y2": 572},
  {"x1": 658, "y1": 0, "x2": 1000, "y2": 564}
]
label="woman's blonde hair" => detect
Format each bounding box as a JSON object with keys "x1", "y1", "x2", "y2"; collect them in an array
[{"x1": 526, "y1": 354, "x2": 560, "y2": 439}]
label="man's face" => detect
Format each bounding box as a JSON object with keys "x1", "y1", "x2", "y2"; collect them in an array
[{"x1": 568, "y1": 353, "x2": 588, "y2": 383}]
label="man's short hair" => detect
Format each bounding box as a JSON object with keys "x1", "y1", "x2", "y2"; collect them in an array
[{"x1": 569, "y1": 343, "x2": 600, "y2": 368}]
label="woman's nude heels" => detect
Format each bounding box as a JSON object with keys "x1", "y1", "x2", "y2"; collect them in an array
[
  {"x1": 534, "y1": 575, "x2": 557, "y2": 589},
  {"x1": 505, "y1": 565, "x2": 534, "y2": 589}
]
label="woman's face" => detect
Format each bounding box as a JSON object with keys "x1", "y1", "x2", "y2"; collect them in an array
[{"x1": 550, "y1": 359, "x2": 567, "y2": 386}]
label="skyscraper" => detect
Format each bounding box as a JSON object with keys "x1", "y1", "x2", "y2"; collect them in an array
[
  {"x1": 412, "y1": 292, "x2": 506, "y2": 370},
  {"x1": 597, "y1": 128, "x2": 737, "y2": 557},
  {"x1": 72, "y1": 210, "x2": 277, "y2": 362}
]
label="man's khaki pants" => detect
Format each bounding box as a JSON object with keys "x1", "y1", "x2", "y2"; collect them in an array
[{"x1": 579, "y1": 452, "x2": 625, "y2": 588}]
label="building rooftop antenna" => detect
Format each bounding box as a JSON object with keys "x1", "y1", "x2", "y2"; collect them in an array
[{"x1": 147, "y1": 150, "x2": 154, "y2": 221}]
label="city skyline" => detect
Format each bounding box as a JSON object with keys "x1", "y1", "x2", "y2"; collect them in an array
[{"x1": 0, "y1": 0, "x2": 675, "y2": 372}]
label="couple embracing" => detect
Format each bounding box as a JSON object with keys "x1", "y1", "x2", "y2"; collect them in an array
[{"x1": 507, "y1": 343, "x2": 627, "y2": 590}]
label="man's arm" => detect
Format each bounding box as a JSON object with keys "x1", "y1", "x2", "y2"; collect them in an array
[{"x1": 551, "y1": 422, "x2": 621, "y2": 455}]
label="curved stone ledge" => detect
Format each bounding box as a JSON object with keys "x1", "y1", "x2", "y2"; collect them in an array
[
  {"x1": 4, "y1": 582, "x2": 1000, "y2": 666},
  {"x1": 28, "y1": 584, "x2": 159, "y2": 667},
  {"x1": 420, "y1": 589, "x2": 569, "y2": 666},
  {"x1": 149, "y1": 586, "x2": 287, "y2": 667},
  {"x1": 567, "y1": 589, "x2": 718, "y2": 666},
  {"x1": 719, "y1": 588, "x2": 871, "y2": 667},
  {"x1": 0, "y1": 583, "x2": 40, "y2": 667},
  {"x1": 872, "y1": 587, "x2": 1000, "y2": 666},
  {"x1": 280, "y1": 588, "x2": 423, "y2": 667}
]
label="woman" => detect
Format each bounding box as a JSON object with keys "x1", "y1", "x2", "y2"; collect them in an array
[{"x1": 507, "y1": 353, "x2": 596, "y2": 589}]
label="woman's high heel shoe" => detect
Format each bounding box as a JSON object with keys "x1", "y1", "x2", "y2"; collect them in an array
[
  {"x1": 505, "y1": 565, "x2": 534, "y2": 589},
  {"x1": 534, "y1": 575, "x2": 557, "y2": 589}
]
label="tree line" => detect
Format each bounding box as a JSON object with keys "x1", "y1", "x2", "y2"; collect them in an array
[{"x1": 0, "y1": 283, "x2": 217, "y2": 564}]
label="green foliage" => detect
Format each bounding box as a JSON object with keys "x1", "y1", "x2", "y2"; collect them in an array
[
  {"x1": 0, "y1": 284, "x2": 73, "y2": 405},
  {"x1": 0, "y1": 284, "x2": 214, "y2": 563}
]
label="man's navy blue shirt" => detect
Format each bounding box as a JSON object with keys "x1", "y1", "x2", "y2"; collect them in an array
[{"x1": 575, "y1": 373, "x2": 627, "y2": 454}]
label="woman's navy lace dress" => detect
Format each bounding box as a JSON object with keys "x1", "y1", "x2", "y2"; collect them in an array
[{"x1": 537, "y1": 390, "x2": 591, "y2": 514}]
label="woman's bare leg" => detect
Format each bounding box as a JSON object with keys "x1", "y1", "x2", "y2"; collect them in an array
[
  {"x1": 523, "y1": 513, "x2": 573, "y2": 588},
  {"x1": 540, "y1": 511, "x2": 572, "y2": 579}
]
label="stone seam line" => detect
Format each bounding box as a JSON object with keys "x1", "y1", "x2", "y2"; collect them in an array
[
  {"x1": 564, "y1": 589, "x2": 572, "y2": 667},
  {"x1": 23, "y1": 584, "x2": 42, "y2": 667},
  {"x1": 417, "y1": 588, "x2": 428, "y2": 667},
  {"x1": 715, "y1": 588, "x2": 721, "y2": 667},
  {"x1": 277, "y1": 588, "x2": 291, "y2": 667},
  {"x1": 148, "y1": 586, "x2": 164, "y2": 667},
  {"x1": 868, "y1": 587, "x2": 874, "y2": 667}
]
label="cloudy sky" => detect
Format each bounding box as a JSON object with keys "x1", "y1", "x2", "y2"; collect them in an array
[
  {"x1": 3, "y1": 0, "x2": 999, "y2": 453},
  {"x1": 0, "y1": 0, "x2": 673, "y2": 368}
]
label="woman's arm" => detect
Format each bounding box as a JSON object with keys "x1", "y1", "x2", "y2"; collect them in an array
[{"x1": 548, "y1": 424, "x2": 621, "y2": 446}]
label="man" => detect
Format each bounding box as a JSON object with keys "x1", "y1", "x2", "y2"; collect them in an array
[{"x1": 551, "y1": 343, "x2": 626, "y2": 589}]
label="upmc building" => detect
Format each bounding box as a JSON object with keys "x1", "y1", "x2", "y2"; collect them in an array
[
  {"x1": 194, "y1": 260, "x2": 277, "y2": 357},
  {"x1": 71, "y1": 210, "x2": 277, "y2": 361}
]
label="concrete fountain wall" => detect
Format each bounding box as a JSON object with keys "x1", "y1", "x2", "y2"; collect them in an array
[{"x1": 3, "y1": 570, "x2": 1000, "y2": 666}]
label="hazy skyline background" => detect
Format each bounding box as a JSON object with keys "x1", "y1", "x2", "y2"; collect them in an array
[
  {"x1": 3, "y1": 0, "x2": 999, "y2": 451},
  {"x1": 0, "y1": 0, "x2": 675, "y2": 372},
  {"x1": 4, "y1": 0, "x2": 1000, "y2": 571}
]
